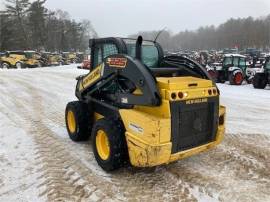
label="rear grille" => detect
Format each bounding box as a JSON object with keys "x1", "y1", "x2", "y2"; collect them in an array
[{"x1": 170, "y1": 97, "x2": 219, "y2": 153}]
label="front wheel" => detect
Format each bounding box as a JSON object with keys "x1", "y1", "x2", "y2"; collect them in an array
[
  {"x1": 91, "y1": 118, "x2": 127, "y2": 171},
  {"x1": 15, "y1": 62, "x2": 23, "y2": 69},
  {"x1": 65, "y1": 101, "x2": 92, "y2": 141},
  {"x1": 2, "y1": 62, "x2": 10, "y2": 69}
]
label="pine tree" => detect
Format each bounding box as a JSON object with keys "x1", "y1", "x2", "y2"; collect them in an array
[
  {"x1": 28, "y1": 0, "x2": 47, "y2": 50},
  {"x1": 5, "y1": 0, "x2": 31, "y2": 49}
]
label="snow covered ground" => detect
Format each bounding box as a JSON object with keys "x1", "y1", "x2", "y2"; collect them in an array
[
  {"x1": 218, "y1": 83, "x2": 270, "y2": 136},
  {"x1": 0, "y1": 65, "x2": 269, "y2": 202}
]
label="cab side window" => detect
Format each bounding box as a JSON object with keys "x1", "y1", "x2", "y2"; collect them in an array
[
  {"x1": 92, "y1": 43, "x2": 118, "y2": 69},
  {"x1": 103, "y1": 43, "x2": 118, "y2": 59},
  {"x1": 224, "y1": 57, "x2": 232, "y2": 66},
  {"x1": 233, "y1": 57, "x2": 239, "y2": 66},
  {"x1": 239, "y1": 57, "x2": 246, "y2": 68},
  {"x1": 93, "y1": 46, "x2": 102, "y2": 68}
]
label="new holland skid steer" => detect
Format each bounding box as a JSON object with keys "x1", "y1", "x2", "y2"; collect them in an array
[{"x1": 65, "y1": 36, "x2": 226, "y2": 171}]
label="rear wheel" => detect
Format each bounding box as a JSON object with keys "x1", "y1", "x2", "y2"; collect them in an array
[
  {"x1": 2, "y1": 62, "x2": 10, "y2": 69},
  {"x1": 91, "y1": 118, "x2": 127, "y2": 171},
  {"x1": 65, "y1": 101, "x2": 92, "y2": 141},
  {"x1": 15, "y1": 62, "x2": 23, "y2": 69},
  {"x1": 252, "y1": 73, "x2": 267, "y2": 89},
  {"x1": 229, "y1": 71, "x2": 243, "y2": 85}
]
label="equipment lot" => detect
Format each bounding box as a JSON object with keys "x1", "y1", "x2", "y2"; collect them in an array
[{"x1": 0, "y1": 65, "x2": 269, "y2": 202}]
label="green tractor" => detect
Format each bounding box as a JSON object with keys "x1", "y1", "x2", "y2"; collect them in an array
[
  {"x1": 252, "y1": 56, "x2": 270, "y2": 89},
  {"x1": 215, "y1": 54, "x2": 248, "y2": 85}
]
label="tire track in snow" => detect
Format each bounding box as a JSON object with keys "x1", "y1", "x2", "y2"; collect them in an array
[
  {"x1": 12, "y1": 69, "x2": 199, "y2": 202},
  {"x1": 0, "y1": 74, "x2": 126, "y2": 201},
  {"x1": 1, "y1": 71, "x2": 198, "y2": 202}
]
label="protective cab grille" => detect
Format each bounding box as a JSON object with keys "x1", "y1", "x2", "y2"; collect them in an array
[{"x1": 170, "y1": 97, "x2": 219, "y2": 153}]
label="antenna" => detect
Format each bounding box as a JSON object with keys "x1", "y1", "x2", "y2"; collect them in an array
[{"x1": 154, "y1": 27, "x2": 167, "y2": 43}]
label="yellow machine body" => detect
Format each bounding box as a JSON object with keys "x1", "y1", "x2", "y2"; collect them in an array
[
  {"x1": 0, "y1": 52, "x2": 40, "y2": 67},
  {"x1": 1, "y1": 53, "x2": 26, "y2": 66},
  {"x1": 26, "y1": 52, "x2": 41, "y2": 66},
  {"x1": 49, "y1": 54, "x2": 61, "y2": 65},
  {"x1": 116, "y1": 77, "x2": 226, "y2": 167}
]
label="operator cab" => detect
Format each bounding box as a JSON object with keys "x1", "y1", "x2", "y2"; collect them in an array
[
  {"x1": 89, "y1": 37, "x2": 211, "y2": 80},
  {"x1": 223, "y1": 54, "x2": 247, "y2": 69},
  {"x1": 90, "y1": 38, "x2": 161, "y2": 69}
]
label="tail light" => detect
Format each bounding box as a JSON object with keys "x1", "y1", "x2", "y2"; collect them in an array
[
  {"x1": 178, "y1": 92, "x2": 184, "y2": 99},
  {"x1": 171, "y1": 93, "x2": 177, "y2": 100}
]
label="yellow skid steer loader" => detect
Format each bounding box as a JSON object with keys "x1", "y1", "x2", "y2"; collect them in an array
[{"x1": 65, "y1": 36, "x2": 226, "y2": 171}]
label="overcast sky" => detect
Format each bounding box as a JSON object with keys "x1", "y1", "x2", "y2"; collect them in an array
[{"x1": 2, "y1": 0, "x2": 270, "y2": 37}]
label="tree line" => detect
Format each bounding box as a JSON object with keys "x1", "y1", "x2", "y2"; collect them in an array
[
  {"x1": 0, "y1": 0, "x2": 97, "y2": 52},
  {"x1": 130, "y1": 15, "x2": 270, "y2": 51},
  {"x1": 1, "y1": 1, "x2": 269, "y2": 53}
]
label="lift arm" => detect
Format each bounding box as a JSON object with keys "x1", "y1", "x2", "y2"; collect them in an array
[{"x1": 75, "y1": 54, "x2": 161, "y2": 107}]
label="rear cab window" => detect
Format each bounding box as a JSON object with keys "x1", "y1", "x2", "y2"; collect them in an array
[{"x1": 124, "y1": 39, "x2": 159, "y2": 68}]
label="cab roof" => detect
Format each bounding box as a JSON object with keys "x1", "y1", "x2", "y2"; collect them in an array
[{"x1": 224, "y1": 54, "x2": 246, "y2": 58}]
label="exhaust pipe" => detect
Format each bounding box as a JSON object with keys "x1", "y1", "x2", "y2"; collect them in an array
[{"x1": 135, "y1": 36, "x2": 143, "y2": 61}]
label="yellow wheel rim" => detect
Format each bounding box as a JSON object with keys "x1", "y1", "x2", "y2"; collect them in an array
[
  {"x1": 67, "y1": 110, "x2": 76, "y2": 133},
  {"x1": 96, "y1": 130, "x2": 110, "y2": 160}
]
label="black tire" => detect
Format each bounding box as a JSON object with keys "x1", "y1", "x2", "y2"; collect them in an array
[
  {"x1": 15, "y1": 62, "x2": 23, "y2": 69},
  {"x1": 65, "y1": 101, "x2": 92, "y2": 141},
  {"x1": 229, "y1": 71, "x2": 243, "y2": 85},
  {"x1": 228, "y1": 73, "x2": 235, "y2": 85},
  {"x1": 2, "y1": 62, "x2": 10, "y2": 69},
  {"x1": 252, "y1": 73, "x2": 267, "y2": 89},
  {"x1": 91, "y1": 118, "x2": 127, "y2": 171},
  {"x1": 229, "y1": 73, "x2": 235, "y2": 85}
]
